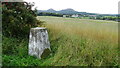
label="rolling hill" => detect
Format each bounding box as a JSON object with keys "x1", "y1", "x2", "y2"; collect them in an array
[
  {"x1": 38, "y1": 8, "x2": 96, "y2": 15},
  {"x1": 37, "y1": 8, "x2": 117, "y2": 16}
]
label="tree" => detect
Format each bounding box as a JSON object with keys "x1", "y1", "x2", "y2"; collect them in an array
[{"x1": 2, "y1": 2, "x2": 42, "y2": 38}]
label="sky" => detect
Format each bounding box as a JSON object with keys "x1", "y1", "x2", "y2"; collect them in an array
[{"x1": 24, "y1": 0, "x2": 119, "y2": 14}]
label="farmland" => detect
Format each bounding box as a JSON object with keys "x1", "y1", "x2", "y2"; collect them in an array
[
  {"x1": 37, "y1": 16, "x2": 118, "y2": 43},
  {"x1": 36, "y1": 16, "x2": 118, "y2": 66}
]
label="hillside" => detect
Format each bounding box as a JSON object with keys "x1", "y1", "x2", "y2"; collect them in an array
[
  {"x1": 38, "y1": 8, "x2": 96, "y2": 15},
  {"x1": 38, "y1": 8, "x2": 117, "y2": 16}
]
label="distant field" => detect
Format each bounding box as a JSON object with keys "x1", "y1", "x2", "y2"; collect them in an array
[
  {"x1": 37, "y1": 16, "x2": 118, "y2": 43},
  {"x1": 37, "y1": 16, "x2": 118, "y2": 66}
]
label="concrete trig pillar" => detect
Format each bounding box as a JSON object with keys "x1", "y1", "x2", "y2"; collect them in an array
[{"x1": 28, "y1": 27, "x2": 51, "y2": 59}]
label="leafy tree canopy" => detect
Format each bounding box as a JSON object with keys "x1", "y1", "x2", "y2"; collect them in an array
[{"x1": 2, "y1": 2, "x2": 42, "y2": 38}]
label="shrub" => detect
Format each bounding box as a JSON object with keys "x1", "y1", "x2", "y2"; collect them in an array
[{"x1": 2, "y1": 2, "x2": 43, "y2": 38}]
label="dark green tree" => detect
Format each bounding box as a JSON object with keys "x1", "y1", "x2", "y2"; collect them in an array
[{"x1": 2, "y1": 2, "x2": 42, "y2": 38}]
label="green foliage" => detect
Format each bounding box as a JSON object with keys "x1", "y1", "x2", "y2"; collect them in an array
[
  {"x1": 2, "y1": 2, "x2": 43, "y2": 38},
  {"x1": 2, "y1": 37, "x2": 51, "y2": 66},
  {"x1": 3, "y1": 55, "x2": 43, "y2": 66},
  {"x1": 2, "y1": 37, "x2": 43, "y2": 66},
  {"x1": 2, "y1": 2, "x2": 44, "y2": 66},
  {"x1": 2, "y1": 36, "x2": 28, "y2": 56}
]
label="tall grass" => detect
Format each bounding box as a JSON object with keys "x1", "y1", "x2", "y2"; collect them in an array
[
  {"x1": 37, "y1": 16, "x2": 118, "y2": 43},
  {"x1": 37, "y1": 16, "x2": 118, "y2": 66}
]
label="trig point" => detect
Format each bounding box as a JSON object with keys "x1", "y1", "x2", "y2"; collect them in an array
[{"x1": 28, "y1": 27, "x2": 51, "y2": 59}]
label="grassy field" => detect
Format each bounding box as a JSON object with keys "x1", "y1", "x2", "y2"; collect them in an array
[
  {"x1": 3, "y1": 16, "x2": 118, "y2": 66},
  {"x1": 37, "y1": 16, "x2": 118, "y2": 43},
  {"x1": 37, "y1": 16, "x2": 118, "y2": 66}
]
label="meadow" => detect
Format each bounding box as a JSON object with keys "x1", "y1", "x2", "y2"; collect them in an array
[
  {"x1": 3, "y1": 16, "x2": 119, "y2": 66},
  {"x1": 37, "y1": 16, "x2": 118, "y2": 66}
]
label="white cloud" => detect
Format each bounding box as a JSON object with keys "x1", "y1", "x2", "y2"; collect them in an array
[{"x1": 24, "y1": 0, "x2": 119, "y2": 14}]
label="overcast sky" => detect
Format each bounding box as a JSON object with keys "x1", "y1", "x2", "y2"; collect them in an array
[{"x1": 24, "y1": 0, "x2": 119, "y2": 14}]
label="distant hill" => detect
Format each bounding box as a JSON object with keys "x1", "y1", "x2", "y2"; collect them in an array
[
  {"x1": 38, "y1": 9, "x2": 56, "y2": 13},
  {"x1": 37, "y1": 8, "x2": 118, "y2": 16},
  {"x1": 38, "y1": 8, "x2": 96, "y2": 15},
  {"x1": 57, "y1": 8, "x2": 78, "y2": 14}
]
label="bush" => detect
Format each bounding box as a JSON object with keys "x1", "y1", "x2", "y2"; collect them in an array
[{"x1": 2, "y1": 2, "x2": 43, "y2": 38}]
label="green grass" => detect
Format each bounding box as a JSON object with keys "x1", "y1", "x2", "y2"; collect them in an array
[
  {"x1": 3, "y1": 16, "x2": 119, "y2": 66},
  {"x1": 2, "y1": 37, "x2": 50, "y2": 66}
]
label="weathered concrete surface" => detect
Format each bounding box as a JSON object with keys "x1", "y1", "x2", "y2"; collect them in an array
[{"x1": 28, "y1": 27, "x2": 51, "y2": 59}]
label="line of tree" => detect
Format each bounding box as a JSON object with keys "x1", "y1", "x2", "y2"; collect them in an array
[
  {"x1": 38, "y1": 12, "x2": 63, "y2": 17},
  {"x1": 94, "y1": 16, "x2": 119, "y2": 21}
]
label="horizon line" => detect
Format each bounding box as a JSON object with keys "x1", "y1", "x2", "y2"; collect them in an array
[{"x1": 37, "y1": 8, "x2": 118, "y2": 15}]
